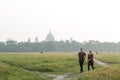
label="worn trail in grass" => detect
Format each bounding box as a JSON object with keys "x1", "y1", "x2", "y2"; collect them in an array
[{"x1": 62, "y1": 58, "x2": 108, "y2": 80}]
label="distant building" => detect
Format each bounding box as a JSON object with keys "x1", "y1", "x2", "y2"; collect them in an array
[
  {"x1": 46, "y1": 30, "x2": 55, "y2": 41},
  {"x1": 35, "y1": 37, "x2": 38, "y2": 43},
  {"x1": 28, "y1": 38, "x2": 31, "y2": 42}
]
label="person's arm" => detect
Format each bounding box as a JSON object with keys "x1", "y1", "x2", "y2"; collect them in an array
[
  {"x1": 88, "y1": 54, "x2": 93, "y2": 61},
  {"x1": 88, "y1": 58, "x2": 91, "y2": 61}
]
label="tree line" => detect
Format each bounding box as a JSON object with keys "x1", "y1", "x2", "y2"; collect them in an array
[{"x1": 0, "y1": 40, "x2": 120, "y2": 52}]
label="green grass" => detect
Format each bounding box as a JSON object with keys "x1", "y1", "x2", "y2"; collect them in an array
[
  {"x1": 0, "y1": 62, "x2": 49, "y2": 80},
  {"x1": 94, "y1": 53, "x2": 120, "y2": 63},
  {"x1": 78, "y1": 64, "x2": 120, "y2": 80},
  {"x1": 0, "y1": 52, "x2": 81, "y2": 74}
]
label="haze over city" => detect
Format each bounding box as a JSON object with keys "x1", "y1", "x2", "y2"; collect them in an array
[{"x1": 0, "y1": 0, "x2": 120, "y2": 42}]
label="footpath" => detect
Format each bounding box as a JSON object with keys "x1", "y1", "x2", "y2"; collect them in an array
[{"x1": 53, "y1": 58, "x2": 108, "y2": 80}]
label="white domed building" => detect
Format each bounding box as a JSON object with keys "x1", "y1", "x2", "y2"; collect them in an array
[{"x1": 46, "y1": 30, "x2": 55, "y2": 41}]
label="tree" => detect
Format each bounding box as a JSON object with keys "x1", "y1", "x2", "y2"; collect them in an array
[{"x1": 6, "y1": 40, "x2": 17, "y2": 45}]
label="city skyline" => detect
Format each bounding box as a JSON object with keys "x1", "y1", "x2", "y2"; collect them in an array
[{"x1": 2, "y1": 29, "x2": 120, "y2": 43}]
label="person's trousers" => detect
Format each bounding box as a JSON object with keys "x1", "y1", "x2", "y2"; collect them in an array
[
  {"x1": 79, "y1": 61, "x2": 84, "y2": 72},
  {"x1": 88, "y1": 64, "x2": 94, "y2": 71}
]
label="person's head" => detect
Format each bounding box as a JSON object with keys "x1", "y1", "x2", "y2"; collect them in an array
[
  {"x1": 89, "y1": 50, "x2": 92, "y2": 54},
  {"x1": 80, "y1": 48, "x2": 83, "y2": 52}
]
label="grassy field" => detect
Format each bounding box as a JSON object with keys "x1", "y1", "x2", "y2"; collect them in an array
[
  {"x1": 0, "y1": 52, "x2": 119, "y2": 80},
  {"x1": 0, "y1": 52, "x2": 87, "y2": 80},
  {"x1": 94, "y1": 53, "x2": 120, "y2": 63},
  {"x1": 0, "y1": 62, "x2": 49, "y2": 80},
  {"x1": 0, "y1": 52, "x2": 81, "y2": 73}
]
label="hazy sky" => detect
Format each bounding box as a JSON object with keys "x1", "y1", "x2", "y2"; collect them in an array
[{"x1": 0, "y1": 0, "x2": 120, "y2": 42}]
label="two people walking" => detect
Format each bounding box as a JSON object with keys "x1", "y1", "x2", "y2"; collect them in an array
[{"x1": 78, "y1": 48, "x2": 94, "y2": 73}]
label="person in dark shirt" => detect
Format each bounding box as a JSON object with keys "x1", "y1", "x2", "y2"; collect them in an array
[
  {"x1": 78, "y1": 48, "x2": 86, "y2": 73},
  {"x1": 88, "y1": 50, "x2": 94, "y2": 71}
]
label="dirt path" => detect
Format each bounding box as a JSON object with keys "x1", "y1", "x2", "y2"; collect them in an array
[
  {"x1": 54, "y1": 59, "x2": 108, "y2": 80},
  {"x1": 34, "y1": 71, "x2": 69, "y2": 80},
  {"x1": 61, "y1": 72, "x2": 85, "y2": 80},
  {"x1": 53, "y1": 74, "x2": 69, "y2": 80},
  {"x1": 94, "y1": 59, "x2": 108, "y2": 67}
]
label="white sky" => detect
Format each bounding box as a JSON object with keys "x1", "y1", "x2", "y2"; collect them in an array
[{"x1": 0, "y1": 0, "x2": 120, "y2": 42}]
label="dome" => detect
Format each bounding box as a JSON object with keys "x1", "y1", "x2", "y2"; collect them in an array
[{"x1": 46, "y1": 30, "x2": 55, "y2": 41}]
